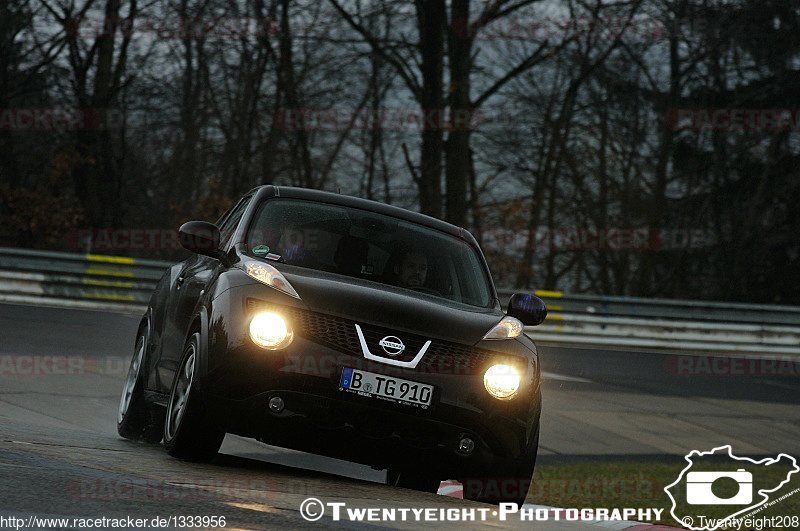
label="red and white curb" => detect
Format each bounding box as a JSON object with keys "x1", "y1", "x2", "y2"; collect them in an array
[
  {"x1": 437, "y1": 480, "x2": 464, "y2": 497},
  {"x1": 436, "y1": 482, "x2": 684, "y2": 530}
]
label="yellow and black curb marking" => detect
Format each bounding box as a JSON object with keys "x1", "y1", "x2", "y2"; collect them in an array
[
  {"x1": 534, "y1": 290, "x2": 564, "y2": 322},
  {"x1": 82, "y1": 254, "x2": 138, "y2": 302}
]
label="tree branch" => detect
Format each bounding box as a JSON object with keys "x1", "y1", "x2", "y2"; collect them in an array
[
  {"x1": 327, "y1": 0, "x2": 421, "y2": 99},
  {"x1": 402, "y1": 143, "x2": 420, "y2": 186}
]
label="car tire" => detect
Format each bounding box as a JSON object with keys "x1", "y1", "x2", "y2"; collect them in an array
[
  {"x1": 386, "y1": 468, "x2": 441, "y2": 494},
  {"x1": 117, "y1": 321, "x2": 163, "y2": 443},
  {"x1": 163, "y1": 331, "x2": 225, "y2": 461}
]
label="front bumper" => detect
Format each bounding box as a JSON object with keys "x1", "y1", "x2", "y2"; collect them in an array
[{"x1": 199, "y1": 288, "x2": 541, "y2": 476}]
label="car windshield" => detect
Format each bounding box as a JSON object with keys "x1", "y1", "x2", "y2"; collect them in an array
[{"x1": 245, "y1": 198, "x2": 493, "y2": 307}]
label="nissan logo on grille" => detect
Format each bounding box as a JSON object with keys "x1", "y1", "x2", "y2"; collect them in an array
[{"x1": 379, "y1": 336, "x2": 405, "y2": 356}]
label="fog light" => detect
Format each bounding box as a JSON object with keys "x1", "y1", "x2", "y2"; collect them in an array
[
  {"x1": 484, "y1": 364, "x2": 520, "y2": 399},
  {"x1": 249, "y1": 312, "x2": 293, "y2": 349},
  {"x1": 269, "y1": 396, "x2": 284, "y2": 413},
  {"x1": 459, "y1": 437, "x2": 475, "y2": 454}
]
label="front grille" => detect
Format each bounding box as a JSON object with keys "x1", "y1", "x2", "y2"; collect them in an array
[
  {"x1": 246, "y1": 298, "x2": 520, "y2": 374},
  {"x1": 423, "y1": 342, "x2": 496, "y2": 374},
  {"x1": 359, "y1": 323, "x2": 430, "y2": 364}
]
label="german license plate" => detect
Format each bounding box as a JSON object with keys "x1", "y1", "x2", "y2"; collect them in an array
[{"x1": 339, "y1": 368, "x2": 433, "y2": 407}]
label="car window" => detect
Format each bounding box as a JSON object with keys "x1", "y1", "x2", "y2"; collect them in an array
[
  {"x1": 215, "y1": 196, "x2": 243, "y2": 227},
  {"x1": 218, "y1": 196, "x2": 251, "y2": 248},
  {"x1": 246, "y1": 198, "x2": 492, "y2": 307}
]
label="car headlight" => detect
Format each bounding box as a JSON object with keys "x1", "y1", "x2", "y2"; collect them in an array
[
  {"x1": 244, "y1": 261, "x2": 300, "y2": 299},
  {"x1": 483, "y1": 316, "x2": 524, "y2": 340},
  {"x1": 484, "y1": 364, "x2": 520, "y2": 399},
  {"x1": 249, "y1": 312, "x2": 293, "y2": 349}
]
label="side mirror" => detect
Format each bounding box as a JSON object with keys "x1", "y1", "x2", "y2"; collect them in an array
[
  {"x1": 179, "y1": 221, "x2": 222, "y2": 258},
  {"x1": 507, "y1": 293, "x2": 547, "y2": 326}
]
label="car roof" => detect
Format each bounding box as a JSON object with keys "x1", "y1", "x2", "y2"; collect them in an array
[{"x1": 248, "y1": 185, "x2": 473, "y2": 242}]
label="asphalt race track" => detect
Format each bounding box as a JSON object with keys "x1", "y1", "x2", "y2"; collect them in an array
[{"x1": 0, "y1": 302, "x2": 798, "y2": 530}]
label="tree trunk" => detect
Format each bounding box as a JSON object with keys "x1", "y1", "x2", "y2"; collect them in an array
[
  {"x1": 417, "y1": 0, "x2": 445, "y2": 217},
  {"x1": 75, "y1": 0, "x2": 124, "y2": 227},
  {"x1": 444, "y1": 0, "x2": 471, "y2": 227}
]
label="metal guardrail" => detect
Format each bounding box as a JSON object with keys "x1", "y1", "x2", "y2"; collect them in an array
[
  {"x1": 497, "y1": 289, "x2": 800, "y2": 326},
  {"x1": 0, "y1": 247, "x2": 797, "y2": 356},
  {"x1": 496, "y1": 289, "x2": 800, "y2": 356},
  {"x1": 0, "y1": 247, "x2": 171, "y2": 312}
]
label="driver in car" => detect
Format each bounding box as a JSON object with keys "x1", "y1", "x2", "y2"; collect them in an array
[
  {"x1": 397, "y1": 250, "x2": 428, "y2": 288},
  {"x1": 277, "y1": 225, "x2": 318, "y2": 267}
]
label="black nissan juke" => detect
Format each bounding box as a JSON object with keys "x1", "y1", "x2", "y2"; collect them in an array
[{"x1": 117, "y1": 186, "x2": 547, "y2": 504}]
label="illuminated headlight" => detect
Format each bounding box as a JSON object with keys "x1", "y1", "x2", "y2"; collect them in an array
[
  {"x1": 249, "y1": 312, "x2": 293, "y2": 349},
  {"x1": 484, "y1": 364, "x2": 520, "y2": 399},
  {"x1": 244, "y1": 261, "x2": 300, "y2": 299},
  {"x1": 483, "y1": 316, "x2": 524, "y2": 340}
]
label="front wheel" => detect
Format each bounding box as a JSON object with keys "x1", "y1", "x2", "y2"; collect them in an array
[
  {"x1": 163, "y1": 332, "x2": 225, "y2": 461},
  {"x1": 117, "y1": 321, "x2": 163, "y2": 443}
]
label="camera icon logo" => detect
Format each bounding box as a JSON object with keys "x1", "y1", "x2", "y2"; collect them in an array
[
  {"x1": 686, "y1": 469, "x2": 752, "y2": 505},
  {"x1": 665, "y1": 446, "x2": 799, "y2": 530}
]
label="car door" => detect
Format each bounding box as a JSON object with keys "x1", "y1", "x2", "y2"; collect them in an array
[{"x1": 154, "y1": 196, "x2": 252, "y2": 392}]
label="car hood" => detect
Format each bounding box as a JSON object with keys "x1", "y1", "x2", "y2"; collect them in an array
[{"x1": 281, "y1": 267, "x2": 503, "y2": 346}]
